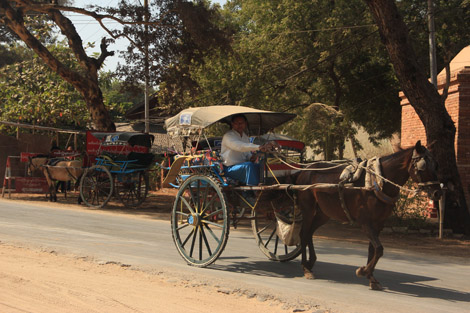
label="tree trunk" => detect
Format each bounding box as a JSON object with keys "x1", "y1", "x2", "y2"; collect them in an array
[
  {"x1": 364, "y1": 0, "x2": 470, "y2": 234},
  {"x1": 0, "y1": 0, "x2": 115, "y2": 132}
]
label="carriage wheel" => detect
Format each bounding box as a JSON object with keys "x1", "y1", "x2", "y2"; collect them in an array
[
  {"x1": 79, "y1": 165, "x2": 113, "y2": 209},
  {"x1": 171, "y1": 175, "x2": 229, "y2": 267},
  {"x1": 251, "y1": 205, "x2": 301, "y2": 262},
  {"x1": 116, "y1": 172, "x2": 149, "y2": 208}
]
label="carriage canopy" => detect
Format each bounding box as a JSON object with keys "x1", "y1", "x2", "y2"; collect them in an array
[
  {"x1": 164, "y1": 105, "x2": 296, "y2": 136},
  {"x1": 90, "y1": 132, "x2": 154, "y2": 148}
]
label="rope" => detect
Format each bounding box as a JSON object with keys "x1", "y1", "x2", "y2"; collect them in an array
[
  {"x1": 270, "y1": 152, "x2": 436, "y2": 195},
  {"x1": 356, "y1": 162, "x2": 414, "y2": 194},
  {"x1": 272, "y1": 154, "x2": 350, "y2": 171}
]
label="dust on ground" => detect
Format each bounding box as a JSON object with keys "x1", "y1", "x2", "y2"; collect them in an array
[{"x1": 0, "y1": 243, "x2": 300, "y2": 313}]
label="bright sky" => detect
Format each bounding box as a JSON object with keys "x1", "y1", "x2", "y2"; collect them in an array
[{"x1": 67, "y1": 0, "x2": 227, "y2": 72}]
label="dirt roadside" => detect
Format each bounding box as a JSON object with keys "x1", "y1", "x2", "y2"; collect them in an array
[{"x1": 0, "y1": 190, "x2": 468, "y2": 313}]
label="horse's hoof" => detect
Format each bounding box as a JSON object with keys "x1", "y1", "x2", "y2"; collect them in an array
[
  {"x1": 356, "y1": 267, "x2": 366, "y2": 277},
  {"x1": 303, "y1": 270, "x2": 315, "y2": 280},
  {"x1": 369, "y1": 281, "x2": 383, "y2": 291}
]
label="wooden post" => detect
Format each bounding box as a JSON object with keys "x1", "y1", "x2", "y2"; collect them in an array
[{"x1": 438, "y1": 188, "x2": 446, "y2": 239}]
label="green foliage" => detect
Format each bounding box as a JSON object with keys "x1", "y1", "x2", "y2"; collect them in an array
[
  {"x1": 399, "y1": 0, "x2": 470, "y2": 70},
  {"x1": 99, "y1": 71, "x2": 142, "y2": 122},
  {"x1": 0, "y1": 43, "x2": 89, "y2": 131},
  {"x1": 285, "y1": 103, "x2": 354, "y2": 160},
  {"x1": 190, "y1": 0, "x2": 401, "y2": 157},
  {"x1": 98, "y1": 0, "x2": 231, "y2": 112}
]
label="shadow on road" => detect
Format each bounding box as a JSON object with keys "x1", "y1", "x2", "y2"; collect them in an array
[{"x1": 212, "y1": 259, "x2": 470, "y2": 302}]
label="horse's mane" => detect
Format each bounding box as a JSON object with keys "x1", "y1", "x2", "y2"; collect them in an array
[{"x1": 379, "y1": 146, "x2": 414, "y2": 170}]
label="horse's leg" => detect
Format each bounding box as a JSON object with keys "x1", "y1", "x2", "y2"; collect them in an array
[
  {"x1": 300, "y1": 207, "x2": 314, "y2": 279},
  {"x1": 356, "y1": 223, "x2": 383, "y2": 290},
  {"x1": 301, "y1": 205, "x2": 329, "y2": 280},
  {"x1": 299, "y1": 189, "x2": 318, "y2": 279},
  {"x1": 44, "y1": 171, "x2": 56, "y2": 202},
  {"x1": 75, "y1": 176, "x2": 82, "y2": 204},
  {"x1": 306, "y1": 210, "x2": 329, "y2": 275}
]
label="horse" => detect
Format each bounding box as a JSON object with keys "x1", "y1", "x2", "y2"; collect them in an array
[
  {"x1": 27, "y1": 156, "x2": 84, "y2": 203},
  {"x1": 296, "y1": 141, "x2": 442, "y2": 290}
]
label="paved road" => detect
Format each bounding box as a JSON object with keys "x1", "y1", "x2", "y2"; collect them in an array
[{"x1": 0, "y1": 199, "x2": 468, "y2": 313}]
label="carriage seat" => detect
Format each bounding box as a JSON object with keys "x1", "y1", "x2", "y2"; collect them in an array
[
  {"x1": 99, "y1": 152, "x2": 155, "y2": 169},
  {"x1": 127, "y1": 152, "x2": 155, "y2": 168}
]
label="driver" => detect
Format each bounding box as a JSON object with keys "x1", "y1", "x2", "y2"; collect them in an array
[{"x1": 221, "y1": 114, "x2": 274, "y2": 186}]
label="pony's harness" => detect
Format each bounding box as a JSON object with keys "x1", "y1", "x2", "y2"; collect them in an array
[
  {"x1": 338, "y1": 157, "x2": 398, "y2": 224},
  {"x1": 29, "y1": 156, "x2": 81, "y2": 182},
  {"x1": 410, "y1": 149, "x2": 440, "y2": 189}
]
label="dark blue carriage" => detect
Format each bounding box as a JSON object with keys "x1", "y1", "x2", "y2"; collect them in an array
[{"x1": 79, "y1": 132, "x2": 155, "y2": 209}]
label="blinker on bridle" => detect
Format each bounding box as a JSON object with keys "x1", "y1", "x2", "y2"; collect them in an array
[{"x1": 410, "y1": 149, "x2": 440, "y2": 189}]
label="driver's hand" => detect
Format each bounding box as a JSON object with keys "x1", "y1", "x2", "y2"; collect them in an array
[
  {"x1": 259, "y1": 141, "x2": 279, "y2": 152},
  {"x1": 259, "y1": 143, "x2": 269, "y2": 152}
]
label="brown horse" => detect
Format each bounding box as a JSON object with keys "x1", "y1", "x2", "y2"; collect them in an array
[
  {"x1": 296, "y1": 141, "x2": 442, "y2": 290},
  {"x1": 28, "y1": 156, "x2": 84, "y2": 203}
]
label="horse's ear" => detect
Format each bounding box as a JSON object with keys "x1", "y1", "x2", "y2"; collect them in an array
[{"x1": 415, "y1": 140, "x2": 426, "y2": 153}]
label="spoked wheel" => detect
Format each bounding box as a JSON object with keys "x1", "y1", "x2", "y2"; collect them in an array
[
  {"x1": 115, "y1": 171, "x2": 149, "y2": 208},
  {"x1": 251, "y1": 205, "x2": 302, "y2": 262},
  {"x1": 79, "y1": 165, "x2": 113, "y2": 209},
  {"x1": 171, "y1": 175, "x2": 229, "y2": 267}
]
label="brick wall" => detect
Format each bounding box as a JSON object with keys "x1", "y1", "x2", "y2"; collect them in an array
[
  {"x1": 456, "y1": 69, "x2": 470, "y2": 200},
  {"x1": 400, "y1": 67, "x2": 470, "y2": 205}
]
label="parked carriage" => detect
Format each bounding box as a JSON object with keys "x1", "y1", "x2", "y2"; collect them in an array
[
  {"x1": 79, "y1": 132, "x2": 155, "y2": 209},
  {"x1": 163, "y1": 106, "x2": 306, "y2": 267}
]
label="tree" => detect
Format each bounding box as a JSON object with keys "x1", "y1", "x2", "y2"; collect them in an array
[
  {"x1": 0, "y1": 0, "x2": 115, "y2": 131},
  {"x1": 0, "y1": 43, "x2": 89, "y2": 131},
  {"x1": 0, "y1": 1, "x2": 230, "y2": 130},
  {"x1": 191, "y1": 0, "x2": 400, "y2": 159},
  {"x1": 103, "y1": 0, "x2": 231, "y2": 114},
  {"x1": 99, "y1": 71, "x2": 142, "y2": 122},
  {"x1": 364, "y1": 0, "x2": 470, "y2": 234}
]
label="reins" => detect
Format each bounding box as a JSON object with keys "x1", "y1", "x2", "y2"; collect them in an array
[
  {"x1": 270, "y1": 152, "x2": 350, "y2": 171},
  {"x1": 270, "y1": 150, "x2": 438, "y2": 196}
]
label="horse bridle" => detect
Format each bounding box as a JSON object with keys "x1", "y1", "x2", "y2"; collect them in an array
[{"x1": 410, "y1": 149, "x2": 441, "y2": 189}]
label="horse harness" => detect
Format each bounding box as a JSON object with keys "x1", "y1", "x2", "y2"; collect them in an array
[
  {"x1": 29, "y1": 156, "x2": 81, "y2": 183},
  {"x1": 337, "y1": 147, "x2": 441, "y2": 224},
  {"x1": 338, "y1": 157, "x2": 399, "y2": 225},
  {"x1": 46, "y1": 158, "x2": 81, "y2": 182},
  {"x1": 410, "y1": 149, "x2": 440, "y2": 189}
]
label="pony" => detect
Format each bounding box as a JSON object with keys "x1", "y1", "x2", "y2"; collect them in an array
[
  {"x1": 296, "y1": 141, "x2": 442, "y2": 290},
  {"x1": 27, "y1": 156, "x2": 84, "y2": 203}
]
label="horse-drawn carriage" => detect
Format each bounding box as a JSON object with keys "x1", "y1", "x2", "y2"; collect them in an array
[
  {"x1": 163, "y1": 105, "x2": 442, "y2": 290},
  {"x1": 162, "y1": 105, "x2": 310, "y2": 267},
  {"x1": 27, "y1": 131, "x2": 155, "y2": 209},
  {"x1": 27, "y1": 104, "x2": 442, "y2": 290},
  {"x1": 79, "y1": 132, "x2": 155, "y2": 209}
]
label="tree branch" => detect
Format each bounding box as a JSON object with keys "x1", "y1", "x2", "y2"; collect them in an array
[
  {"x1": 0, "y1": 0, "x2": 86, "y2": 89},
  {"x1": 96, "y1": 37, "x2": 114, "y2": 68}
]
